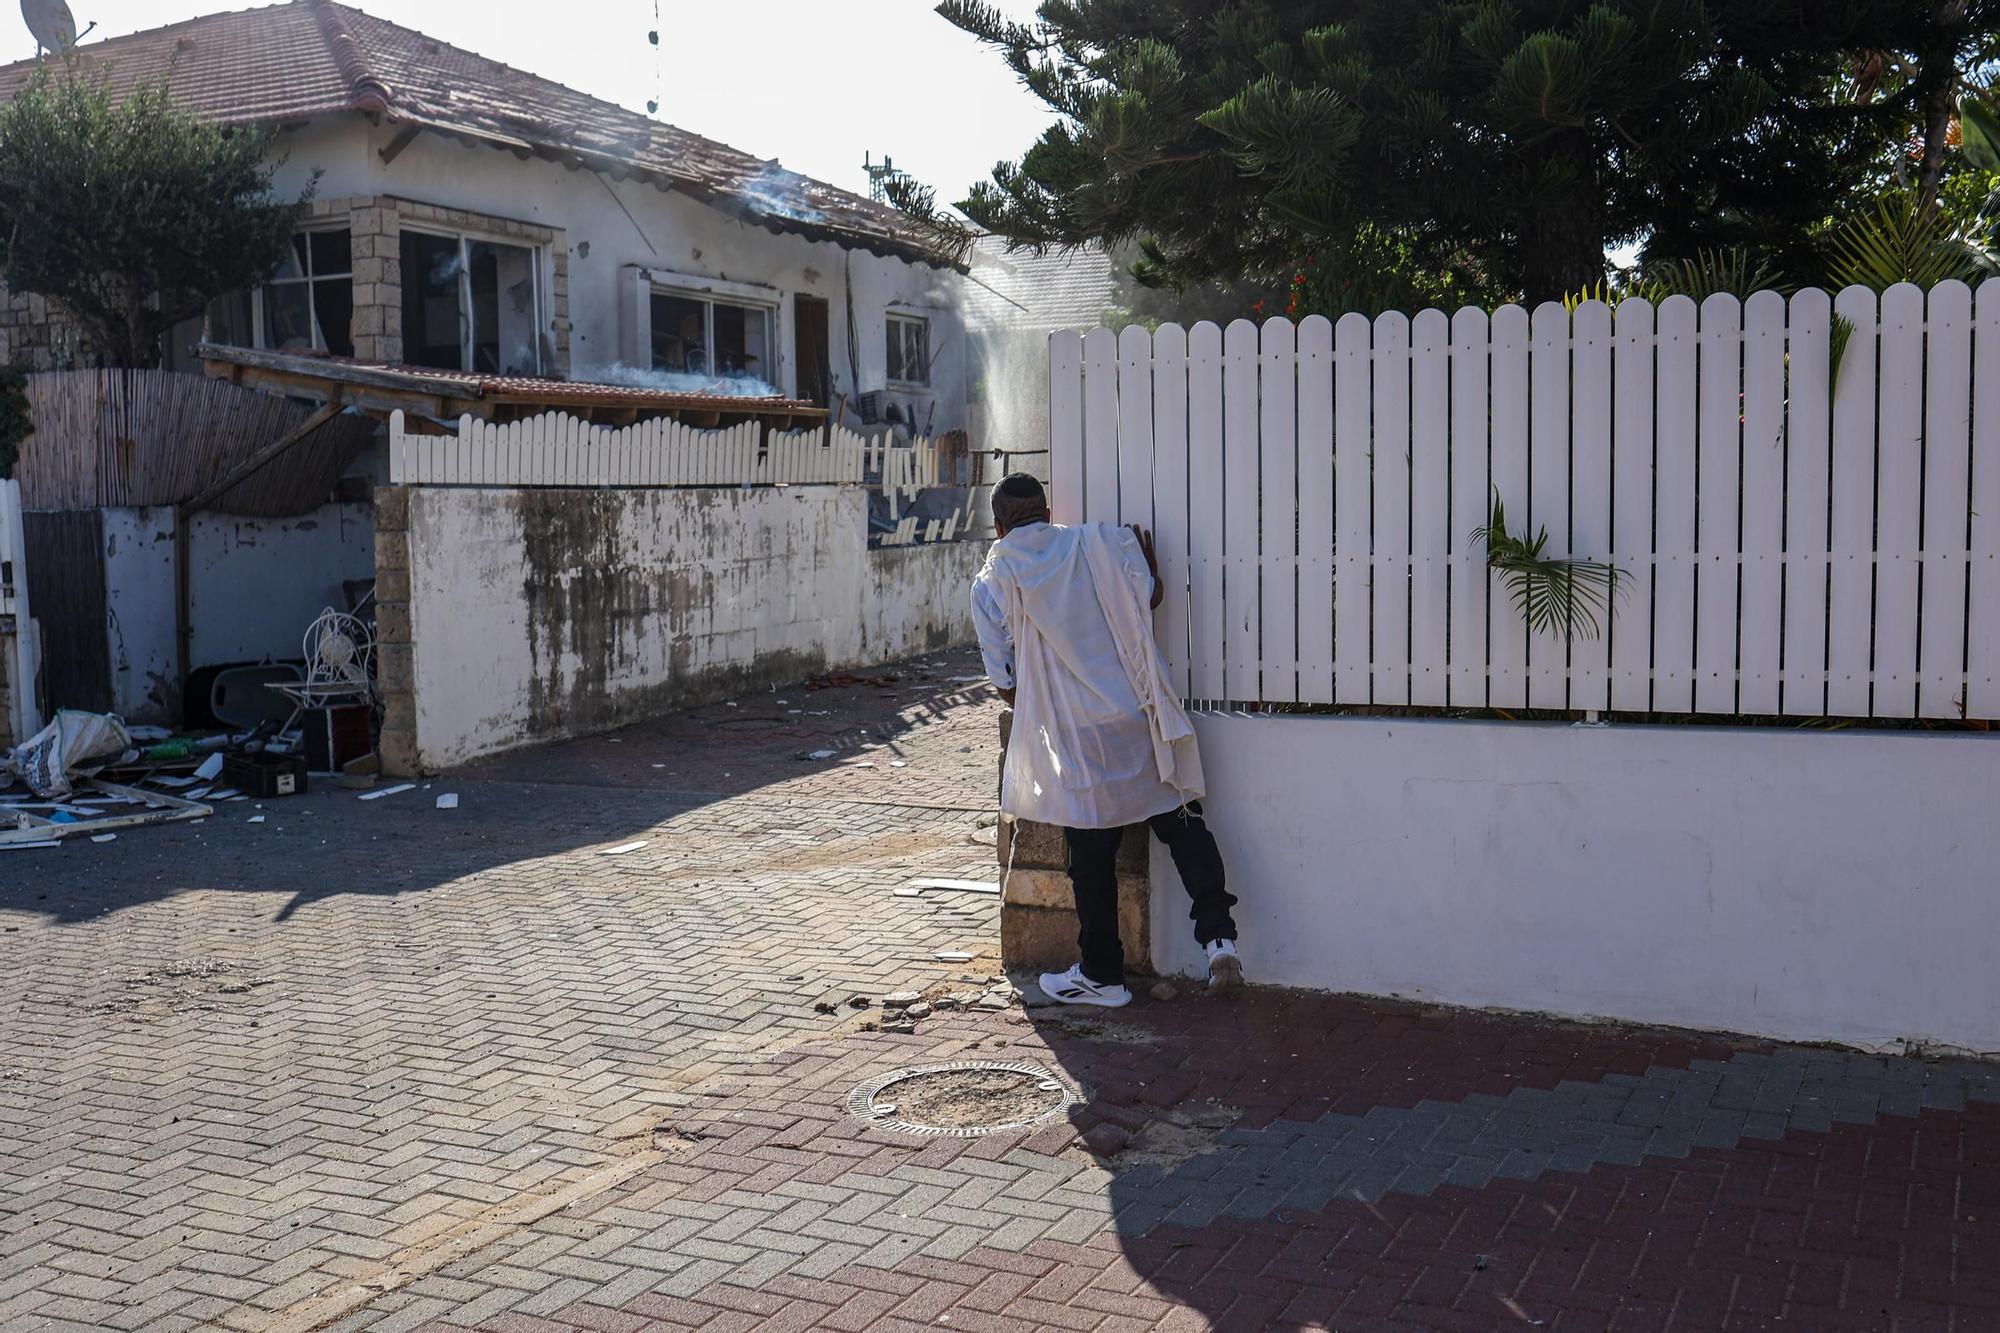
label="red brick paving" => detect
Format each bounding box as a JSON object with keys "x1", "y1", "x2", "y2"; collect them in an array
[{"x1": 414, "y1": 985, "x2": 2000, "y2": 1331}]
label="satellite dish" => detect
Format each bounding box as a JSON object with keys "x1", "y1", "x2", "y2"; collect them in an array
[{"x1": 22, "y1": 0, "x2": 89, "y2": 59}]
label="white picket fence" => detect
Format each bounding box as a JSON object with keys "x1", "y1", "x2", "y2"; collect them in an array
[
  {"x1": 1052, "y1": 281, "x2": 2000, "y2": 721},
  {"x1": 390, "y1": 412, "x2": 860, "y2": 486},
  {"x1": 0, "y1": 478, "x2": 43, "y2": 745}
]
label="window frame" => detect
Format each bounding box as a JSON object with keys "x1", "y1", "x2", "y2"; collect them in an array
[
  {"x1": 885, "y1": 310, "x2": 932, "y2": 388},
  {"x1": 239, "y1": 225, "x2": 355, "y2": 356},
  {"x1": 646, "y1": 273, "x2": 781, "y2": 388},
  {"x1": 400, "y1": 224, "x2": 548, "y2": 375}
]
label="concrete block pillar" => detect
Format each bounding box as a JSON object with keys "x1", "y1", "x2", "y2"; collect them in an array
[
  {"x1": 373, "y1": 485, "x2": 420, "y2": 777},
  {"x1": 995, "y1": 709, "x2": 1152, "y2": 977}
]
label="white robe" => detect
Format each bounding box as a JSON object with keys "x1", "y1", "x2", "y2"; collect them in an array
[{"x1": 971, "y1": 522, "x2": 1205, "y2": 829}]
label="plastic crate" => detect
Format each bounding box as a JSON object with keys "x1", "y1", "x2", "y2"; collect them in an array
[{"x1": 223, "y1": 750, "x2": 309, "y2": 798}]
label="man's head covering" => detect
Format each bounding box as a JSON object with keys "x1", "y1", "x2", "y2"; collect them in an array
[{"x1": 992, "y1": 473, "x2": 1050, "y2": 531}]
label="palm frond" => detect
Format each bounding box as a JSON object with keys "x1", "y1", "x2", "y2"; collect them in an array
[
  {"x1": 1628, "y1": 247, "x2": 1787, "y2": 303},
  {"x1": 1472, "y1": 492, "x2": 1624, "y2": 642},
  {"x1": 1823, "y1": 192, "x2": 1994, "y2": 292}
]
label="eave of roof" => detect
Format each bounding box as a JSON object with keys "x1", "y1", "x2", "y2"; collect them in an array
[{"x1": 199, "y1": 343, "x2": 829, "y2": 427}]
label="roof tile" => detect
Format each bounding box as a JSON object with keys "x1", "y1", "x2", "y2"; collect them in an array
[{"x1": 0, "y1": 0, "x2": 944, "y2": 266}]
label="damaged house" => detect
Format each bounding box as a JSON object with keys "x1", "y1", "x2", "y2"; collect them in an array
[{"x1": 0, "y1": 0, "x2": 981, "y2": 771}]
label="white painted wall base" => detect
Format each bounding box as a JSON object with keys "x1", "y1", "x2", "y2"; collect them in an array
[{"x1": 1153, "y1": 713, "x2": 2000, "y2": 1053}]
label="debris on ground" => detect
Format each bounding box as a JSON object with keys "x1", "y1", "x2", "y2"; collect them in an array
[
  {"x1": 808, "y1": 672, "x2": 899, "y2": 691},
  {"x1": 598, "y1": 840, "x2": 648, "y2": 855},
  {"x1": 435, "y1": 793, "x2": 459, "y2": 810},
  {"x1": 882, "y1": 992, "x2": 923, "y2": 1010},
  {"x1": 908, "y1": 878, "x2": 1000, "y2": 895},
  {"x1": 1150, "y1": 981, "x2": 1179, "y2": 1002},
  {"x1": 4, "y1": 710, "x2": 133, "y2": 799},
  {"x1": 358, "y1": 783, "x2": 415, "y2": 801}
]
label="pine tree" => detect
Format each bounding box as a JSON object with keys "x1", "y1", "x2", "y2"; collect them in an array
[{"x1": 941, "y1": 0, "x2": 1996, "y2": 305}]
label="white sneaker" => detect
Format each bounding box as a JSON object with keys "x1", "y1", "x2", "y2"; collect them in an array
[
  {"x1": 1205, "y1": 939, "x2": 1244, "y2": 994},
  {"x1": 1036, "y1": 965, "x2": 1133, "y2": 1008}
]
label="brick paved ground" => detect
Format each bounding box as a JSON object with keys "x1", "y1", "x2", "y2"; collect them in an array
[{"x1": 9, "y1": 646, "x2": 2000, "y2": 1331}]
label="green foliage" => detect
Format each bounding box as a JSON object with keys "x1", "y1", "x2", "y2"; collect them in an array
[
  {"x1": 1472, "y1": 492, "x2": 1623, "y2": 642},
  {"x1": 0, "y1": 367, "x2": 29, "y2": 481},
  {"x1": 1627, "y1": 249, "x2": 1790, "y2": 305},
  {"x1": 940, "y1": 0, "x2": 1992, "y2": 308},
  {"x1": 1822, "y1": 190, "x2": 1998, "y2": 290},
  {"x1": 882, "y1": 174, "x2": 977, "y2": 268},
  {"x1": 0, "y1": 67, "x2": 313, "y2": 369}
]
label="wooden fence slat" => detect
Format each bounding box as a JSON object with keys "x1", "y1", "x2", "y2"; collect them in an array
[
  {"x1": 1187, "y1": 322, "x2": 1227, "y2": 700},
  {"x1": 1371, "y1": 312, "x2": 1412, "y2": 706},
  {"x1": 1971, "y1": 280, "x2": 2000, "y2": 720},
  {"x1": 1297, "y1": 315, "x2": 1336, "y2": 704},
  {"x1": 1082, "y1": 327, "x2": 1121, "y2": 524},
  {"x1": 1827, "y1": 285, "x2": 1879, "y2": 718},
  {"x1": 1153, "y1": 324, "x2": 1193, "y2": 700},
  {"x1": 1874, "y1": 282, "x2": 1925, "y2": 717},
  {"x1": 1782, "y1": 290, "x2": 1833, "y2": 715},
  {"x1": 1409, "y1": 309, "x2": 1451, "y2": 706},
  {"x1": 1920, "y1": 280, "x2": 1974, "y2": 718},
  {"x1": 1223, "y1": 318, "x2": 1262, "y2": 702},
  {"x1": 1739, "y1": 290, "x2": 1787, "y2": 715},
  {"x1": 1527, "y1": 301, "x2": 1571, "y2": 709},
  {"x1": 1610, "y1": 299, "x2": 1656, "y2": 713},
  {"x1": 389, "y1": 410, "x2": 409, "y2": 483},
  {"x1": 1570, "y1": 300, "x2": 1614, "y2": 712},
  {"x1": 1260, "y1": 318, "x2": 1299, "y2": 704},
  {"x1": 1653, "y1": 295, "x2": 1700, "y2": 713},
  {"x1": 1695, "y1": 293, "x2": 1743, "y2": 715},
  {"x1": 1117, "y1": 325, "x2": 1155, "y2": 527},
  {"x1": 1488, "y1": 304, "x2": 1531, "y2": 709},
  {"x1": 1333, "y1": 312, "x2": 1374, "y2": 704},
  {"x1": 1448, "y1": 306, "x2": 1491, "y2": 709}
]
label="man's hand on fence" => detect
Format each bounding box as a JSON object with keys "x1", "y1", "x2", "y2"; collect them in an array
[{"x1": 1129, "y1": 525, "x2": 1164, "y2": 610}]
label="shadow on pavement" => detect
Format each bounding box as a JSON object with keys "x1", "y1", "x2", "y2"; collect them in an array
[
  {"x1": 5, "y1": 648, "x2": 1000, "y2": 926},
  {"x1": 1021, "y1": 984, "x2": 1760, "y2": 1330}
]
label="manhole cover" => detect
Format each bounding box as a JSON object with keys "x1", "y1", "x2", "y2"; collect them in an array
[{"x1": 848, "y1": 1061, "x2": 1081, "y2": 1137}]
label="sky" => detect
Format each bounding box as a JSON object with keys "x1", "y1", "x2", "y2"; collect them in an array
[{"x1": 2, "y1": 0, "x2": 1055, "y2": 206}]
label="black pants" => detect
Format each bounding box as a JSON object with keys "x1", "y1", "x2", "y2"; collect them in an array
[{"x1": 1063, "y1": 803, "x2": 1237, "y2": 987}]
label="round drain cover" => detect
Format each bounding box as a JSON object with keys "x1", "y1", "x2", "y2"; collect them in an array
[{"x1": 848, "y1": 1061, "x2": 1081, "y2": 1137}]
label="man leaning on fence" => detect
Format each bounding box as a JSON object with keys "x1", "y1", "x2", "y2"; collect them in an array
[{"x1": 971, "y1": 473, "x2": 1242, "y2": 1007}]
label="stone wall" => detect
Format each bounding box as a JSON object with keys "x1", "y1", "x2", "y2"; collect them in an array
[
  {"x1": 372, "y1": 484, "x2": 416, "y2": 776},
  {"x1": 995, "y1": 709, "x2": 1153, "y2": 978},
  {"x1": 0, "y1": 288, "x2": 91, "y2": 370}
]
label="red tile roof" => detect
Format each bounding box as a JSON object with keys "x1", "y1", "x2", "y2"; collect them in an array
[{"x1": 0, "y1": 0, "x2": 952, "y2": 268}]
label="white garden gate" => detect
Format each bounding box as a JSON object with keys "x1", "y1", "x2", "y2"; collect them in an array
[{"x1": 1051, "y1": 281, "x2": 1999, "y2": 721}]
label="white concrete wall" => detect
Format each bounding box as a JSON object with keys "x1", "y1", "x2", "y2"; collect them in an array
[
  {"x1": 1155, "y1": 714, "x2": 2000, "y2": 1053},
  {"x1": 405, "y1": 485, "x2": 980, "y2": 769},
  {"x1": 100, "y1": 504, "x2": 376, "y2": 722},
  {"x1": 267, "y1": 120, "x2": 969, "y2": 430}
]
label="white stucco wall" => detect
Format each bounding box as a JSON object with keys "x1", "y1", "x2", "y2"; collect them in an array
[
  {"x1": 265, "y1": 120, "x2": 969, "y2": 430},
  {"x1": 1155, "y1": 714, "x2": 2000, "y2": 1053},
  {"x1": 101, "y1": 504, "x2": 376, "y2": 722},
  {"x1": 405, "y1": 484, "x2": 981, "y2": 769}
]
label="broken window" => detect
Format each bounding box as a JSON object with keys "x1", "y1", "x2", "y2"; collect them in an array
[
  {"x1": 400, "y1": 230, "x2": 543, "y2": 375},
  {"x1": 205, "y1": 228, "x2": 354, "y2": 356},
  {"x1": 886, "y1": 312, "x2": 930, "y2": 387},
  {"x1": 650, "y1": 288, "x2": 774, "y2": 388}
]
